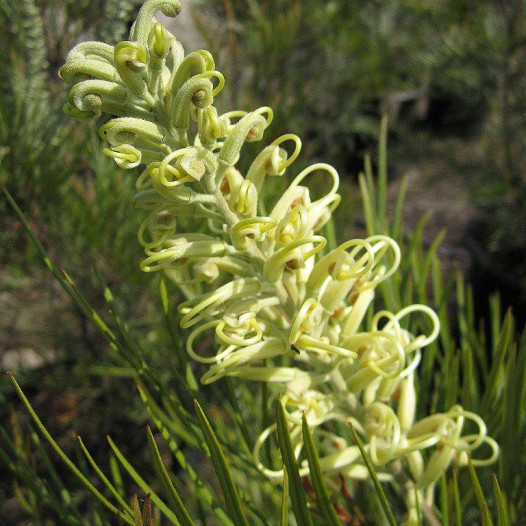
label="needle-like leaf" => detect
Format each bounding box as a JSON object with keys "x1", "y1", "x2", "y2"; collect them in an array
[
  {"x1": 301, "y1": 414, "x2": 343, "y2": 525},
  {"x1": 349, "y1": 422, "x2": 397, "y2": 526},
  {"x1": 194, "y1": 400, "x2": 247, "y2": 526},
  {"x1": 8, "y1": 373, "x2": 135, "y2": 525},
  {"x1": 146, "y1": 426, "x2": 195, "y2": 526},
  {"x1": 275, "y1": 396, "x2": 314, "y2": 526}
]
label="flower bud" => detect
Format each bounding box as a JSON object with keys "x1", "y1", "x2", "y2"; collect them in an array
[{"x1": 148, "y1": 22, "x2": 170, "y2": 59}]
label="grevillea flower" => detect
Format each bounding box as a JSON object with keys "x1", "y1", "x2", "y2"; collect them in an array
[{"x1": 60, "y1": 0, "x2": 498, "y2": 517}]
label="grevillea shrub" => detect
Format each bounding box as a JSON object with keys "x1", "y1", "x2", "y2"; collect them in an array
[
  {"x1": 8, "y1": 0, "x2": 526, "y2": 522},
  {"x1": 55, "y1": 1, "x2": 501, "y2": 523}
]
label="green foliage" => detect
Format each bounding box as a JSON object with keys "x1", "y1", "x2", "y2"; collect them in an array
[
  {"x1": 0, "y1": 0, "x2": 70, "y2": 208},
  {"x1": 301, "y1": 413, "x2": 344, "y2": 526},
  {"x1": 98, "y1": 0, "x2": 144, "y2": 45},
  {"x1": 275, "y1": 395, "x2": 314, "y2": 526},
  {"x1": 0, "y1": 0, "x2": 146, "y2": 282},
  {"x1": 349, "y1": 423, "x2": 397, "y2": 526}
]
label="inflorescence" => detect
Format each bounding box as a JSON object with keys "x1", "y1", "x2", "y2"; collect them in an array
[{"x1": 60, "y1": 0, "x2": 498, "y2": 521}]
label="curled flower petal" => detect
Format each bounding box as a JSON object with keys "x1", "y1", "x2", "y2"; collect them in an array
[{"x1": 103, "y1": 144, "x2": 142, "y2": 169}]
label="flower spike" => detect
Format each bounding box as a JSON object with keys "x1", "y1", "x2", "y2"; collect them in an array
[{"x1": 61, "y1": 0, "x2": 498, "y2": 515}]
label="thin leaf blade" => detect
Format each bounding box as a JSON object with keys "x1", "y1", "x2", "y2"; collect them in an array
[
  {"x1": 194, "y1": 400, "x2": 249, "y2": 526},
  {"x1": 275, "y1": 396, "x2": 314, "y2": 526}
]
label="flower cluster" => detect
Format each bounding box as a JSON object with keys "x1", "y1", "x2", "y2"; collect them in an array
[{"x1": 60, "y1": 0, "x2": 497, "y2": 520}]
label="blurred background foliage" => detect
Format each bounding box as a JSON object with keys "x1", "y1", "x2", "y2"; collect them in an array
[
  {"x1": 0, "y1": 1, "x2": 154, "y2": 521},
  {"x1": 1, "y1": 0, "x2": 526, "y2": 524}
]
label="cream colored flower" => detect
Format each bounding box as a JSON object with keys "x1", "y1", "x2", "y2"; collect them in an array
[{"x1": 61, "y1": 0, "x2": 498, "y2": 513}]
